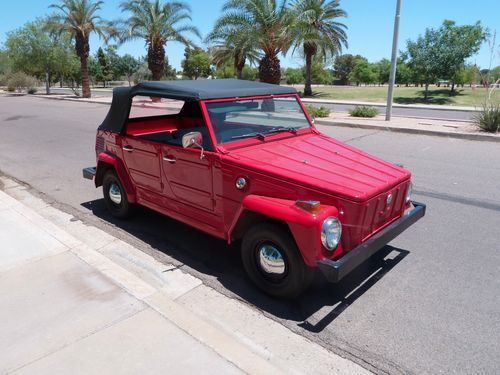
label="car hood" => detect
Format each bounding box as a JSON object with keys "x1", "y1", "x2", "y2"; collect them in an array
[{"x1": 226, "y1": 133, "x2": 411, "y2": 202}]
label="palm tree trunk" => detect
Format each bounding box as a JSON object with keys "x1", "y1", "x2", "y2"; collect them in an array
[
  {"x1": 148, "y1": 42, "x2": 165, "y2": 81},
  {"x1": 258, "y1": 54, "x2": 281, "y2": 84},
  {"x1": 80, "y1": 56, "x2": 91, "y2": 98},
  {"x1": 304, "y1": 52, "x2": 313, "y2": 96}
]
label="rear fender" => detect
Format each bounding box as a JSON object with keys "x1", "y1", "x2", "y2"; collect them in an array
[
  {"x1": 231, "y1": 195, "x2": 343, "y2": 266},
  {"x1": 95, "y1": 153, "x2": 136, "y2": 203}
]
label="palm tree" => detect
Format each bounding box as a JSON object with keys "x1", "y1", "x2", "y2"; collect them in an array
[
  {"x1": 291, "y1": 0, "x2": 347, "y2": 96},
  {"x1": 212, "y1": 0, "x2": 293, "y2": 84},
  {"x1": 206, "y1": 29, "x2": 260, "y2": 79},
  {"x1": 46, "y1": 0, "x2": 117, "y2": 98},
  {"x1": 119, "y1": 0, "x2": 200, "y2": 80}
]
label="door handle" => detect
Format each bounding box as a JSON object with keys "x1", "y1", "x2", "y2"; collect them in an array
[
  {"x1": 162, "y1": 155, "x2": 176, "y2": 163},
  {"x1": 123, "y1": 145, "x2": 134, "y2": 152}
]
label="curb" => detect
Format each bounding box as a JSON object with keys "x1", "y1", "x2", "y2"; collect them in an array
[
  {"x1": 315, "y1": 119, "x2": 500, "y2": 143},
  {"x1": 301, "y1": 98, "x2": 479, "y2": 112}
]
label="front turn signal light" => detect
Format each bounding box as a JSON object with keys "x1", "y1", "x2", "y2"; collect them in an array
[{"x1": 295, "y1": 200, "x2": 321, "y2": 214}]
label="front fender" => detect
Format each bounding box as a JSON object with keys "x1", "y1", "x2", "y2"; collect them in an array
[
  {"x1": 95, "y1": 152, "x2": 136, "y2": 203},
  {"x1": 233, "y1": 195, "x2": 343, "y2": 266}
]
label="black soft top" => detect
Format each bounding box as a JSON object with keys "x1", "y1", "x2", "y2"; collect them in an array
[{"x1": 99, "y1": 79, "x2": 297, "y2": 132}]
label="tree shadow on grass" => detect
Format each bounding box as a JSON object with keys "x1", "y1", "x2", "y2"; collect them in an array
[{"x1": 394, "y1": 88, "x2": 463, "y2": 105}]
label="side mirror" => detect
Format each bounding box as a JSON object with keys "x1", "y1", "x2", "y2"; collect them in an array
[{"x1": 182, "y1": 131, "x2": 205, "y2": 159}]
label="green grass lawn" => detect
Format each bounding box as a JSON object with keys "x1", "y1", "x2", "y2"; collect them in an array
[{"x1": 303, "y1": 85, "x2": 498, "y2": 107}]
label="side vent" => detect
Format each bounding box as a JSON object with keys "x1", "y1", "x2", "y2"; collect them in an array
[{"x1": 95, "y1": 136, "x2": 105, "y2": 154}]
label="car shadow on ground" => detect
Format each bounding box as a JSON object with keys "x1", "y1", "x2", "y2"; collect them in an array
[{"x1": 82, "y1": 199, "x2": 409, "y2": 333}]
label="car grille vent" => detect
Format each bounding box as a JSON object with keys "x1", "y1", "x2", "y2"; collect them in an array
[{"x1": 96, "y1": 136, "x2": 105, "y2": 154}]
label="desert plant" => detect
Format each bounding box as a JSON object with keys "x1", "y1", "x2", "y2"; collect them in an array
[
  {"x1": 28, "y1": 87, "x2": 38, "y2": 94},
  {"x1": 6, "y1": 71, "x2": 37, "y2": 92},
  {"x1": 305, "y1": 104, "x2": 330, "y2": 117},
  {"x1": 475, "y1": 102, "x2": 500, "y2": 132},
  {"x1": 349, "y1": 105, "x2": 378, "y2": 118}
]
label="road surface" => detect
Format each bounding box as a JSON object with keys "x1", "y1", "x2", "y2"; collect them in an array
[{"x1": 0, "y1": 95, "x2": 498, "y2": 374}]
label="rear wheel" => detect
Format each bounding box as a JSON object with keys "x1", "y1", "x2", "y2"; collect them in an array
[
  {"x1": 241, "y1": 222, "x2": 313, "y2": 299},
  {"x1": 102, "y1": 170, "x2": 133, "y2": 219}
]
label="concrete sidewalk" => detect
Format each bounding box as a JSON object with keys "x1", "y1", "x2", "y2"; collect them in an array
[{"x1": 0, "y1": 177, "x2": 369, "y2": 375}]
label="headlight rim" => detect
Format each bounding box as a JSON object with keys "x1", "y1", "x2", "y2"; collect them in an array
[{"x1": 321, "y1": 216, "x2": 342, "y2": 251}]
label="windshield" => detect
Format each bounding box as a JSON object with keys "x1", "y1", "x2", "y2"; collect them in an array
[{"x1": 205, "y1": 96, "x2": 311, "y2": 144}]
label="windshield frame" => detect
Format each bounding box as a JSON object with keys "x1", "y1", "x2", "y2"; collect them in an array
[{"x1": 199, "y1": 93, "x2": 316, "y2": 151}]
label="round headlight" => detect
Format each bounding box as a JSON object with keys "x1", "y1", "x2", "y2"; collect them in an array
[
  {"x1": 321, "y1": 217, "x2": 342, "y2": 250},
  {"x1": 406, "y1": 182, "x2": 413, "y2": 204}
]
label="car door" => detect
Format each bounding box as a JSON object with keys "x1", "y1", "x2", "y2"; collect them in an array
[
  {"x1": 121, "y1": 136, "x2": 162, "y2": 194},
  {"x1": 160, "y1": 144, "x2": 214, "y2": 212}
]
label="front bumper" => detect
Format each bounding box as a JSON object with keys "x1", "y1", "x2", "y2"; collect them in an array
[
  {"x1": 317, "y1": 201, "x2": 426, "y2": 282},
  {"x1": 82, "y1": 167, "x2": 96, "y2": 180}
]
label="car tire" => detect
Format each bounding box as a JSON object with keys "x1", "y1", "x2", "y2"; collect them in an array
[
  {"x1": 241, "y1": 222, "x2": 314, "y2": 299},
  {"x1": 102, "y1": 170, "x2": 134, "y2": 219}
]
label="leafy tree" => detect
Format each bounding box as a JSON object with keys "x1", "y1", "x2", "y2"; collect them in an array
[
  {"x1": 96, "y1": 47, "x2": 113, "y2": 86},
  {"x1": 333, "y1": 54, "x2": 365, "y2": 85},
  {"x1": 438, "y1": 20, "x2": 486, "y2": 91},
  {"x1": 242, "y1": 65, "x2": 258, "y2": 80},
  {"x1": 463, "y1": 64, "x2": 479, "y2": 87},
  {"x1": 45, "y1": 0, "x2": 117, "y2": 98},
  {"x1": 87, "y1": 55, "x2": 102, "y2": 86},
  {"x1": 213, "y1": 61, "x2": 236, "y2": 79},
  {"x1": 284, "y1": 67, "x2": 303, "y2": 84},
  {"x1": 163, "y1": 57, "x2": 177, "y2": 79},
  {"x1": 181, "y1": 47, "x2": 212, "y2": 79},
  {"x1": 119, "y1": 0, "x2": 199, "y2": 80},
  {"x1": 5, "y1": 20, "x2": 76, "y2": 94},
  {"x1": 395, "y1": 59, "x2": 412, "y2": 86},
  {"x1": 376, "y1": 58, "x2": 391, "y2": 85},
  {"x1": 117, "y1": 54, "x2": 141, "y2": 85},
  {"x1": 0, "y1": 50, "x2": 12, "y2": 76},
  {"x1": 349, "y1": 60, "x2": 377, "y2": 85},
  {"x1": 405, "y1": 20, "x2": 486, "y2": 98},
  {"x1": 290, "y1": 0, "x2": 347, "y2": 95},
  {"x1": 308, "y1": 60, "x2": 332, "y2": 84},
  {"x1": 212, "y1": 0, "x2": 293, "y2": 84}
]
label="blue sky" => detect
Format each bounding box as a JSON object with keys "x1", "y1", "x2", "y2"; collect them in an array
[{"x1": 0, "y1": 0, "x2": 498, "y2": 70}]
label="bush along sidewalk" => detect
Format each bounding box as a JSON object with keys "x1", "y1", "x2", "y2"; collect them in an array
[
  {"x1": 349, "y1": 105, "x2": 378, "y2": 118},
  {"x1": 305, "y1": 104, "x2": 331, "y2": 118},
  {"x1": 475, "y1": 102, "x2": 500, "y2": 133}
]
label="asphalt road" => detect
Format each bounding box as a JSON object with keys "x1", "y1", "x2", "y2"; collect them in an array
[
  {"x1": 1, "y1": 95, "x2": 499, "y2": 374},
  {"x1": 49, "y1": 87, "x2": 478, "y2": 121}
]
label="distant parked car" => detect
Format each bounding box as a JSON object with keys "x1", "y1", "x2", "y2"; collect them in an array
[{"x1": 83, "y1": 79, "x2": 425, "y2": 298}]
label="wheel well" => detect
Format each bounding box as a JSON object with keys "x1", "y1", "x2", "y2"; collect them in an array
[
  {"x1": 231, "y1": 210, "x2": 292, "y2": 242},
  {"x1": 95, "y1": 161, "x2": 113, "y2": 187}
]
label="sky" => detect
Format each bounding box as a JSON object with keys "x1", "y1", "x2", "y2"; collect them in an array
[{"x1": 0, "y1": 0, "x2": 499, "y2": 70}]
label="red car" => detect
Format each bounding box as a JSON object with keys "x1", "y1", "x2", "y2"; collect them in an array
[{"x1": 83, "y1": 79, "x2": 425, "y2": 298}]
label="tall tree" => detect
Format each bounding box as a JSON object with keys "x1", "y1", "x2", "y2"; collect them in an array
[
  {"x1": 45, "y1": 0, "x2": 117, "y2": 98},
  {"x1": 290, "y1": 0, "x2": 347, "y2": 95},
  {"x1": 119, "y1": 0, "x2": 199, "y2": 80},
  {"x1": 96, "y1": 47, "x2": 113, "y2": 86},
  {"x1": 5, "y1": 20, "x2": 76, "y2": 94},
  {"x1": 212, "y1": 0, "x2": 293, "y2": 84},
  {"x1": 333, "y1": 54, "x2": 365, "y2": 85},
  {"x1": 181, "y1": 47, "x2": 212, "y2": 80},
  {"x1": 206, "y1": 29, "x2": 260, "y2": 79}
]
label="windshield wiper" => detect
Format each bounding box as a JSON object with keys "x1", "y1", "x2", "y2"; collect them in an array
[
  {"x1": 231, "y1": 132, "x2": 266, "y2": 140},
  {"x1": 230, "y1": 127, "x2": 299, "y2": 141}
]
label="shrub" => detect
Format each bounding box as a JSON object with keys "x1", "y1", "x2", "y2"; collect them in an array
[
  {"x1": 349, "y1": 105, "x2": 379, "y2": 118},
  {"x1": 6, "y1": 72, "x2": 37, "y2": 93},
  {"x1": 475, "y1": 103, "x2": 500, "y2": 133},
  {"x1": 305, "y1": 104, "x2": 331, "y2": 118},
  {"x1": 27, "y1": 87, "x2": 38, "y2": 94}
]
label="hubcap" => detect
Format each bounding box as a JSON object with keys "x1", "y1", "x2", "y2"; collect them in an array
[
  {"x1": 109, "y1": 183, "x2": 122, "y2": 205},
  {"x1": 258, "y1": 244, "x2": 285, "y2": 276}
]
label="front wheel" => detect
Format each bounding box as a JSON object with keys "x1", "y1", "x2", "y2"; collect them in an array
[
  {"x1": 241, "y1": 222, "x2": 314, "y2": 299},
  {"x1": 102, "y1": 170, "x2": 134, "y2": 219}
]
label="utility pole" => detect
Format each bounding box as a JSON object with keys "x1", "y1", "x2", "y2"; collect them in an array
[{"x1": 385, "y1": 0, "x2": 402, "y2": 121}]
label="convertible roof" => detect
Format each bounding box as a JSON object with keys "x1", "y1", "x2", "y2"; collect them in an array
[
  {"x1": 99, "y1": 79, "x2": 297, "y2": 132},
  {"x1": 131, "y1": 79, "x2": 296, "y2": 100}
]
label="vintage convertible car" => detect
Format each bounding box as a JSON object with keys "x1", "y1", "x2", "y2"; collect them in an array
[{"x1": 83, "y1": 79, "x2": 425, "y2": 298}]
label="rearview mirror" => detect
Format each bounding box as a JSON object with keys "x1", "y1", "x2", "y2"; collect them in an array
[{"x1": 182, "y1": 131, "x2": 205, "y2": 159}]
